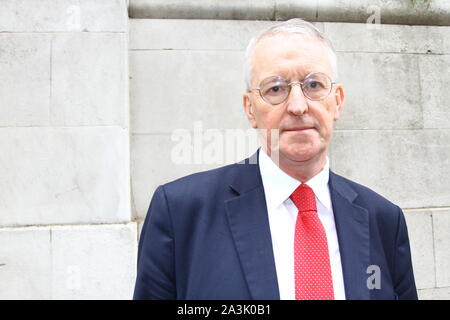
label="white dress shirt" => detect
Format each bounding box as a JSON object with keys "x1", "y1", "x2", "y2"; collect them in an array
[{"x1": 258, "y1": 149, "x2": 346, "y2": 300}]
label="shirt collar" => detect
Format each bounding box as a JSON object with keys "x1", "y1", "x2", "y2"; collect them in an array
[{"x1": 258, "y1": 148, "x2": 332, "y2": 210}]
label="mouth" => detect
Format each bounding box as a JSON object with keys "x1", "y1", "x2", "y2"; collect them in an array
[{"x1": 283, "y1": 127, "x2": 315, "y2": 132}]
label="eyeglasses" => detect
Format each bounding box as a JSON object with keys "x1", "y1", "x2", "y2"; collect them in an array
[{"x1": 251, "y1": 72, "x2": 336, "y2": 105}]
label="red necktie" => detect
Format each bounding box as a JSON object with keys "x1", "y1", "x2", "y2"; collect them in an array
[{"x1": 290, "y1": 183, "x2": 334, "y2": 300}]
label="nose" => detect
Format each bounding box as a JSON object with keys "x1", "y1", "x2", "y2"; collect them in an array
[{"x1": 285, "y1": 83, "x2": 308, "y2": 116}]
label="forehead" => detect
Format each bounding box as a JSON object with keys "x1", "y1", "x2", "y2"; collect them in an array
[{"x1": 251, "y1": 33, "x2": 333, "y2": 82}]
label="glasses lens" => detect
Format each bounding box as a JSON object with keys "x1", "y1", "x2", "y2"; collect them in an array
[
  {"x1": 303, "y1": 73, "x2": 332, "y2": 100},
  {"x1": 260, "y1": 77, "x2": 289, "y2": 104}
]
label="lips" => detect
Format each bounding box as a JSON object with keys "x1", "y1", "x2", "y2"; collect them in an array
[{"x1": 283, "y1": 127, "x2": 315, "y2": 131}]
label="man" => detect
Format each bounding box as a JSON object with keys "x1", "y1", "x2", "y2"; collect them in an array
[{"x1": 133, "y1": 19, "x2": 417, "y2": 300}]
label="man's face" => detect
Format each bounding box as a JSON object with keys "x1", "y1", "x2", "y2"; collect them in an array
[{"x1": 243, "y1": 33, "x2": 344, "y2": 165}]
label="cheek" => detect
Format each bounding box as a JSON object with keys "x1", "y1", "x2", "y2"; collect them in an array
[
  {"x1": 310, "y1": 104, "x2": 336, "y2": 134},
  {"x1": 256, "y1": 107, "x2": 284, "y2": 128}
]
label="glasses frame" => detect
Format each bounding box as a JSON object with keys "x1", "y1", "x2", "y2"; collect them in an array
[{"x1": 251, "y1": 72, "x2": 336, "y2": 105}]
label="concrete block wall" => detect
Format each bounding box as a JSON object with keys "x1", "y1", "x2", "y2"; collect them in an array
[
  {"x1": 130, "y1": 19, "x2": 450, "y2": 299},
  {"x1": 0, "y1": 0, "x2": 135, "y2": 299}
]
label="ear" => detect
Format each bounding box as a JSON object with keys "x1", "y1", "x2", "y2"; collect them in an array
[
  {"x1": 333, "y1": 85, "x2": 345, "y2": 121},
  {"x1": 243, "y1": 93, "x2": 258, "y2": 128}
]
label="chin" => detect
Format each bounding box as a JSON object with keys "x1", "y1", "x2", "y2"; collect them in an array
[{"x1": 279, "y1": 143, "x2": 322, "y2": 163}]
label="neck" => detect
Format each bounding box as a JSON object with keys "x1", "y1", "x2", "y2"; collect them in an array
[{"x1": 263, "y1": 147, "x2": 328, "y2": 183}]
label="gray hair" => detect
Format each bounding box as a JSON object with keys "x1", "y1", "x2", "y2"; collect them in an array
[{"x1": 244, "y1": 18, "x2": 338, "y2": 91}]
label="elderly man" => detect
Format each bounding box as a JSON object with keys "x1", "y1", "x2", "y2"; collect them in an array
[{"x1": 133, "y1": 19, "x2": 417, "y2": 300}]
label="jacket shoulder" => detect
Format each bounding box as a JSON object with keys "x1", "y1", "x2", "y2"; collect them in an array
[
  {"x1": 159, "y1": 162, "x2": 240, "y2": 198},
  {"x1": 331, "y1": 171, "x2": 400, "y2": 213}
]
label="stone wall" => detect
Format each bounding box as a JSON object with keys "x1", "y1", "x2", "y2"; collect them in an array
[{"x1": 0, "y1": 0, "x2": 135, "y2": 299}]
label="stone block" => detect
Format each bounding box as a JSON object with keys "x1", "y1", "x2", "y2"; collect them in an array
[
  {"x1": 131, "y1": 134, "x2": 225, "y2": 220},
  {"x1": 330, "y1": 129, "x2": 450, "y2": 209},
  {"x1": 335, "y1": 52, "x2": 422, "y2": 130},
  {"x1": 433, "y1": 210, "x2": 450, "y2": 287},
  {"x1": 403, "y1": 210, "x2": 435, "y2": 289},
  {"x1": 274, "y1": 0, "x2": 320, "y2": 22},
  {"x1": 130, "y1": 50, "x2": 249, "y2": 134},
  {"x1": 0, "y1": 127, "x2": 131, "y2": 226},
  {"x1": 288, "y1": 0, "x2": 450, "y2": 26},
  {"x1": 317, "y1": 0, "x2": 382, "y2": 24},
  {"x1": 0, "y1": 34, "x2": 51, "y2": 126},
  {"x1": 418, "y1": 287, "x2": 450, "y2": 300},
  {"x1": 51, "y1": 33, "x2": 128, "y2": 127},
  {"x1": 0, "y1": 227, "x2": 52, "y2": 299},
  {"x1": 324, "y1": 23, "x2": 450, "y2": 54},
  {"x1": 418, "y1": 55, "x2": 450, "y2": 129},
  {"x1": 130, "y1": 19, "x2": 276, "y2": 50},
  {"x1": 129, "y1": 0, "x2": 450, "y2": 25},
  {"x1": 276, "y1": 0, "x2": 394, "y2": 24},
  {"x1": 0, "y1": 0, "x2": 127, "y2": 32},
  {"x1": 129, "y1": 0, "x2": 275, "y2": 20},
  {"x1": 50, "y1": 223, "x2": 137, "y2": 299},
  {"x1": 0, "y1": 224, "x2": 137, "y2": 299},
  {"x1": 130, "y1": 19, "x2": 324, "y2": 50},
  {"x1": 79, "y1": 0, "x2": 128, "y2": 32}
]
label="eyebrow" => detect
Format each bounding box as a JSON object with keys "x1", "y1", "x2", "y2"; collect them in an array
[
  {"x1": 271, "y1": 68, "x2": 317, "y2": 81},
  {"x1": 265, "y1": 71, "x2": 316, "y2": 82}
]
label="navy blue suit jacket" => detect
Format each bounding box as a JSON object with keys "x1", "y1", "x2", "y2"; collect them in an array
[{"x1": 134, "y1": 150, "x2": 417, "y2": 300}]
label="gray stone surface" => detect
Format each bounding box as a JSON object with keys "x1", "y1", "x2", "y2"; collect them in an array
[
  {"x1": 132, "y1": 130, "x2": 260, "y2": 219},
  {"x1": 315, "y1": 0, "x2": 383, "y2": 23},
  {"x1": 0, "y1": 0, "x2": 134, "y2": 300},
  {"x1": 0, "y1": 224, "x2": 136, "y2": 299},
  {"x1": 433, "y1": 210, "x2": 450, "y2": 288},
  {"x1": 418, "y1": 55, "x2": 450, "y2": 129},
  {"x1": 0, "y1": 34, "x2": 51, "y2": 127},
  {"x1": 129, "y1": 0, "x2": 450, "y2": 26},
  {"x1": 403, "y1": 210, "x2": 435, "y2": 290},
  {"x1": 131, "y1": 134, "x2": 228, "y2": 220},
  {"x1": 130, "y1": 19, "x2": 325, "y2": 50},
  {"x1": 130, "y1": 50, "x2": 248, "y2": 134},
  {"x1": 330, "y1": 129, "x2": 450, "y2": 209},
  {"x1": 0, "y1": 227, "x2": 52, "y2": 299},
  {"x1": 0, "y1": 127, "x2": 131, "y2": 226},
  {"x1": 51, "y1": 33, "x2": 128, "y2": 127},
  {"x1": 130, "y1": 0, "x2": 276, "y2": 20},
  {"x1": 273, "y1": 0, "x2": 318, "y2": 21},
  {"x1": 335, "y1": 52, "x2": 423, "y2": 130},
  {"x1": 0, "y1": 0, "x2": 128, "y2": 32},
  {"x1": 315, "y1": 0, "x2": 450, "y2": 25},
  {"x1": 418, "y1": 287, "x2": 450, "y2": 300},
  {"x1": 50, "y1": 223, "x2": 137, "y2": 299},
  {"x1": 130, "y1": 19, "x2": 275, "y2": 51},
  {"x1": 324, "y1": 23, "x2": 450, "y2": 54}
]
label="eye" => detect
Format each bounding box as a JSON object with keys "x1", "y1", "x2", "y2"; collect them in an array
[
  {"x1": 263, "y1": 83, "x2": 287, "y2": 96},
  {"x1": 270, "y1": 86, "x2": 281, "y2": 93},
  {"x1": 307, "y1": 81, "x2": 323, "y2": 89}
]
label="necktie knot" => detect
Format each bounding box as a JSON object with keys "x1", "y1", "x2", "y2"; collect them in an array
[{"x1": 290, "y1": 183, "x2": 317, "y2": 213}]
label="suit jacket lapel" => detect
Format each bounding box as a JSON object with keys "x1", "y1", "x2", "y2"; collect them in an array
[
  {"x1": 329, "y1": 171, "x2": 371, "y2": 300},
  {"x1": 225, "y1": 150, "x2": 280, "y2": 300}
]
